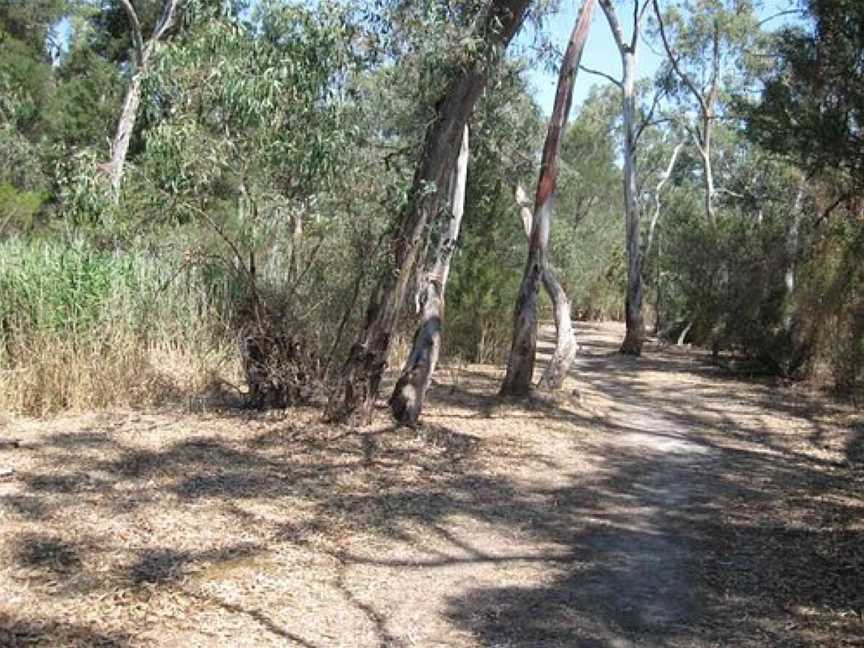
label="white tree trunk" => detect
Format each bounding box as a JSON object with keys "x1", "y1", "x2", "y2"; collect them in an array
[
  {"x1": 107, "y1": 0, "x2": 180, "y2": 201},
  {"x1": 513, "y1": 183, "x2": 578, "y2": 390},
  {"x1": 783, "y1": 183, "x2": 805, "y2": 331},
  {"x1": 644, "y1": 141, "x2": 684, "y2": 260},
  {"x1": 601, "y1": 0, "x2": 648, "y2": 356},
  {"x1": 538, "y1": 267, "x2": 577, "y2": 389},
  {"x1": 108, "y1": 69, "x2": 145, "y2": 198}
]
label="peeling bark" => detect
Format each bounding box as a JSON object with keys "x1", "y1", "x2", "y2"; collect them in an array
[
  {"x1": 501, "y1": 0, "x2": 596, "y2": 396},
  {"x1": 389, "y1": 126, "x2": 469, "y2": 426},
  {"x1": 329, "y1": 0, "x2": 531, "y2": 424}
]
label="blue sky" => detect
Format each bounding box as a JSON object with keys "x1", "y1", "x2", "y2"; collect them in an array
[
  {"x1": 522, "y1": 0, "x2": 804, "y2": 116},
  {"x1": 54, "y1": 0, "x2": 803, "y2": 108}
]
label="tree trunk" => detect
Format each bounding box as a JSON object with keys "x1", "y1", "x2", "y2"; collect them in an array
[
  {"x1": 537, "y1": 267, "x2": 577, "y2": 389},
  {"x1": 699, "y1": 119, "x2": 716, "y2": 224},
  {"x1": 330, "y1": 0, "x2": 531, "y2": 424},
  {"x1": 618, "y1": 49, "x2": 644, "y2": 356},
  {"x1": 783, "y1": 182, "x2": 805, "y2": 331},
  {"x1": 501, "y1": 0, "x2": 596, "y2": 396},
  {"x1": 108, "y1": 69, "x2": 145, "y2": 198},
  {"x1": 513, "y1": 185, "x2": 578, "y2": 391},
  {"x1": 389, "y1": 126, "x2": 469, "y2": 426},
  {"x1": 645, "y1": 142, "x2": 682, "y2": 337},
  {"x1": 108, "y1": 0, "x2": 179, "y2": 201},
  {"x1": 677, "y1": 321, "x2": 692, "y2": 346},
  {"x1": 599, "y1": 0, "x2": 648, "y2": 356}
]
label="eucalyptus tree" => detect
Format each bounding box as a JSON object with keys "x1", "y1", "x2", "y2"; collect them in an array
[
  {"x1": 501, "y1": 0, "x2": 597, "y2": 396},
  {"x1": 742, "y1": 0, "x2": 864, "y2": 374},
  {"x1": 330, "y1": 0, "x2": 532, "y2": 424},
  {"x1": 592, "y1": 0, "x2": 651, "y2": 355},
  {"x1": 0, "y1": 0, "x2": 68, "y2": 60},
  {"x1": 389, "y1": 126, "x2": 469, "y2": 426},
  {"x1": 139, "y1": 0, "x2": 358, "y2": 234},
  {"x1": 105, "y1": 0, "x2": 182, "y2": 199},
  {"x1": 651, "y1": 0, "x2": 763, "y2": 225}
]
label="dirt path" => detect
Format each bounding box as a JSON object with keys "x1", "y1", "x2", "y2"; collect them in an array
[{"x1": 0, "y1": 322, "x2": 861, "y2": 647}]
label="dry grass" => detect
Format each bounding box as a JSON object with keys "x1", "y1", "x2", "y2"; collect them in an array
[
  {"x1": 0, "y1": 323, "x2": 861, "y2": 647},
  {"x1": 0, "y1": 333, "x2": 240, "y2": 416}
]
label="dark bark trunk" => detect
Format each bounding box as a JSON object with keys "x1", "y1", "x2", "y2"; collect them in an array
[
  {"x1": 390, "y1": 126, "x2": 469, "y2": 426},
  {"x1": 501, "y1": 0, "x2": 596, "y2": 397},
  {"x1": 329, "y1": 0, "x2": 531, "y2": 424}
]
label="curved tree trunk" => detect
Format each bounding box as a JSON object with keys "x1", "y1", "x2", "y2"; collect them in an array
[
  {"x1": 329, "y1": 0, "x2": 531, "y2": 424},
  {"x1": 501, "y1": 0, "x2": 597, "y2": 397},
  {"x1": 538, "y1": 267, "x2": 577, "y2": 389},
  {"x1": 513, "y1": 186, "x2": 578, "y2": 391},
  {"x1": 389, "y1": 126, "x2": 469, "y2": 426}
]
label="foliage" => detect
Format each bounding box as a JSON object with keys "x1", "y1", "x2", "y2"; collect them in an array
[
  {"x1": 1, "y1": 0, "x2": 863, "y2": 413},
  {"x1": 742, "y1": 0, "x2": 863, "y2": 194}
]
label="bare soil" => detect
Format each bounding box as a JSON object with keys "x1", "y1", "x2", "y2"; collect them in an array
[{"x1": 0, "y1": 322, "x2": 861, "y2": 647}]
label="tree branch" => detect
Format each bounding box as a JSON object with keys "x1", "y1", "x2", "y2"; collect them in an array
[
  {"x1": 652, "y1": 0, "x2": 710, "y2": 117},
  {"x1": 631, "y1": 0, "x2": 651, "y2": 52},
  {"x1": 117, "y1": 0, "x2": 145, "y2": 65},
  {"x1": 152, "y1": 0, "x2": 181, "y2": 43},
  {"x1": 644, "y1": 141, "x2": 684, "y2": 259},
  {"x1": 757, "y1": 9, "x2": 801, "y2": 28},
  {"x1": 634, "y1": 85, "x2": 665, "y2": 145},
  {"x1": 579, "y1": 64, "x2": 622, "y2": 88},
  {"x1": 599, "y1": 0, "x2": 627, "y2": 52}
]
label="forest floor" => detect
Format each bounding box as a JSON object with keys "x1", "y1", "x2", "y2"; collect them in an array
[{"x1": 0, "y1": 321, "x2": 862, "y2": 647}]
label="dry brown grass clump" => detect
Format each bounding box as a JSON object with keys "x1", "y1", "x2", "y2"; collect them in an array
[{"x1": 0, "y1": 333, "x2": 239, "y2": 416}]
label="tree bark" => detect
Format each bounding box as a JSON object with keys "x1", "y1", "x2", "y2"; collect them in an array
[
  {"x1": 329, "y1": 0, "x2": 531, "y2": 424},
  {"x1": 538, "y1": 267, "x2": 577, "y2": 389},
  {"x1": 513, "y1": 183, "x2": 578, "y2": 390},
  {"x1": 512, "y1": 184, "x2": 580, "y2": 391},
  {"x1": 108, "y1": 0, "x2": 180, "y2": 201},
  {"x1": 646, "y1": 141, "x2": 683, "y2": 335},
  {"x1": 109, "y1": 67, "x2": 145, "y2": 198},
  {"x1": 389, "y1": 126, "x2": 469, "y2": 426},
  {"x1": 501, "y1": 0, "x2": 597, "y2": 396},
  {"x1": 783, "y1": 181, "x2": 805, "y2": 332},
  {"x1": 600, "y1": 0, "x2": 648, "y2": 356},
  {"x1": 619, "y1": 48, "x2": 644, "y2": 355}
]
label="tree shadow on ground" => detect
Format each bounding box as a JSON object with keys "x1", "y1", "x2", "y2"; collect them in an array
[
  {"x1": 0, "y1": 612, "x2": 131, "y2": 647},
  {"x1": 2, "y1": 324, "x2": 862, "y2": 646}
]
